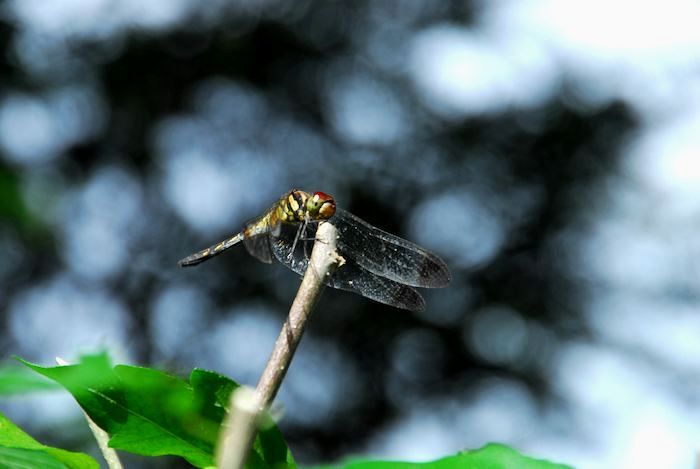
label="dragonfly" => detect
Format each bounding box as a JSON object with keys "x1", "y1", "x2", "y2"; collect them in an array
[{"x1": 178, "y1": 189, "x2": 450, "y2": 311}]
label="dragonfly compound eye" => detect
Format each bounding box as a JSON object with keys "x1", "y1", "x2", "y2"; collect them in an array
[{"x1": 309, "y1": 191, "x2": 336, "y2": 219}]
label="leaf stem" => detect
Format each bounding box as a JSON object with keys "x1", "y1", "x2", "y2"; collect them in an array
[
  {"x1": 55, "y1": 357, "x2": 124, "y2": 469},
  {"x1": 215, "y1": 221, "x2": 342, "y2": 469}
]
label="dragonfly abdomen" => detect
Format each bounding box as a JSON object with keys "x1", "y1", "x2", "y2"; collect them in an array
[{"x1": 178, "y1": 232, "x2": 244, "y2": 267}]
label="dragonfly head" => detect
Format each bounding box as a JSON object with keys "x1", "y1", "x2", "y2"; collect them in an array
[{"x1": 307, "y1": 191, "x2": 336, "y2": 220}]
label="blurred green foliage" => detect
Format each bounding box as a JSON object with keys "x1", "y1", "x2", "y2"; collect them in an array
[{"x1": 0, "y1": 411, "x2": 98, "y2": 469}]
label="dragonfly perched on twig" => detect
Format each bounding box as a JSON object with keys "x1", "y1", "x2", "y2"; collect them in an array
[{"x1": 178, "y1": 190, "x2": 450, "y2": 311}]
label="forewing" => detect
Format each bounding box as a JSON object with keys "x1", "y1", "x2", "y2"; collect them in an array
[
  {"x1": 269, "y1": 222, "x2": 425, "y2": 312},
  {"x1": 330, "y1": 208, "x2": 450, "y2": 288}
]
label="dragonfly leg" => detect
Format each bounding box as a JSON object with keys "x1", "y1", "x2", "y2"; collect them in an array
[
  {"x1": 302, "y1": 222, "x2": 312, "y2": 259},
  {"x1": 300, "y1": 221, "x2": 330, "y2": 259},
  {"x1": 298, "y1": 221, "x2": 326, "y2": 241},
  {"x1": 287, "y1": 219, "x2": 307, "y2": 261}
]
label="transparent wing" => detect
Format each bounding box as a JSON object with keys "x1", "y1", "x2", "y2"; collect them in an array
[
  {"x1": 329, "y1": 208, "x2": 450, "y2": 288},
  {"x1": 269, "y1": 222, "x2": 426, "y2": 312},
  {"x1": 243, "y1": 234, "x2": 273, "y2": 264},
  {"x1": 329, "y1": 259, "x2": 426, "y2": 312},
  {"x1": 242, "y1": 212, "x2": 277, "y2": 264}
]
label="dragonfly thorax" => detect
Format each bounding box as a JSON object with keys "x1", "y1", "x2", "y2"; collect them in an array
[{"x1": 276, "y1": 190, "x2": 336, "y2": 224}]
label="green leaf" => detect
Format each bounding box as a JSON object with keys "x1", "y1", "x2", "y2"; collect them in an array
[
  {"x1": 316, "y1": 443, "x2": 573, "y2": 469},
  {"x1": 20, "y1": 354, "x2": 296, "y2": 469},
  {"x1": 20, "y1": 354, "x2": 215, "y2": 468},
  {"x1": 0, "y1": 363, "x2": 60, "y2": 395},
  {"x1": 0, "y1": 411, "x2": 99, "y2": 469}
]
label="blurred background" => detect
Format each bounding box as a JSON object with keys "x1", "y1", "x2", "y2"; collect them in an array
[{"x1": 1, "y1": 0, "x2": 699, "y2": 468}]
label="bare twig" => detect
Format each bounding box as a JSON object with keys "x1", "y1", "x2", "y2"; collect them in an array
[
  {"x1": 215, "y1": 221, "x2": 342, "y2": 469},
  {"x1": 214, "y1": 386, "x2": 261, "y2": 469},
  {"x1": 55, "y1": 357, "x2": 124, "y2": 469}
]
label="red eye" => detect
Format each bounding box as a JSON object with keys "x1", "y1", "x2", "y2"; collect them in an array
[
  {"x1": 313, "y1": 191, "x2": 336, "y2": 218},
  {"x1": 314, "y1": 191, "x2": 333, "y2": 202}
]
